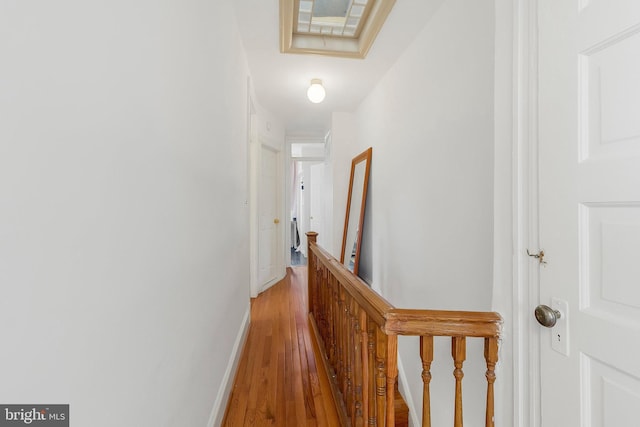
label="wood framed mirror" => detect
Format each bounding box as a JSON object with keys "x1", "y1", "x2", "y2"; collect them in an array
[{"x1": 340, "y1": 147, "x2": 372, "y2": 275}]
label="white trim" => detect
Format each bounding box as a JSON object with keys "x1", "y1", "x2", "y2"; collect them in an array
[
  {"x1": 290, "y1": 156, "x2": 325, "y2": 162},
  {"x1": 285, "y1": 139, "x2": 292, "y2": 267},
  {"x1": 259, "y1": 271, "x2": 287, "y2": 294},
  {"x1": 207, "y1": 307, "x2": 251, "y2": 427},
  {"x1": 286, "y1": 134, "x2": 328, "y2": 142},
  {"x1": 279, "y1": 145, "x2": 288, "y2": 279},
  {"x1": 512, "y1": 0, "x2": 541, "y2": 425},
  {"x1": 495, "y1": 0, "x2": 541, "y2": 424},
  {"x1": 249, "y1": 115, "x2": 260, "y2": 298}
]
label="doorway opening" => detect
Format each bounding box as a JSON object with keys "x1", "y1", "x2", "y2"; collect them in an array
[{"x1": 289, "y1": 141, "x2": 328, "y2": 267}]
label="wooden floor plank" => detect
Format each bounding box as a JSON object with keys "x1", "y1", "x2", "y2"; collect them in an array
[{"x1": 222, "y1": 267, "x2": 340, "y2": 427}]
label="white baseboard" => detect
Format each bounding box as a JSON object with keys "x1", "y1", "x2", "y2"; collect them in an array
[
  {"x1": 259, "y1": 270, "x2": 286, "y2": 294},
  {"x1": 207, "y1": 306, "x2": 251, "y2": 427},
  {"x1": 397, "y1": 354, "x2": 420, "y2": 427}
]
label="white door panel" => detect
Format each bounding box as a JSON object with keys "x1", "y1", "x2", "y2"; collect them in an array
[
  {"x1": 309, "y1": 163, "x2": 325, "y2": 246},
  {"x1": 538, "y1": 0, "x2": 640, "y2": 425},
  {"x1": 258, "y1": 146, "x2": 279, "y2": 288}
]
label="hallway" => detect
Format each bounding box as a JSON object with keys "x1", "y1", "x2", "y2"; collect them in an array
[{"x1": 222, "y1": 267, "x2": 339, "y2": 426}]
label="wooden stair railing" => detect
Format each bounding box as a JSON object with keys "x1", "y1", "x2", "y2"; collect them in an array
[{"x1": 306, "y1": 232, "x2": 502, "y2": 427}]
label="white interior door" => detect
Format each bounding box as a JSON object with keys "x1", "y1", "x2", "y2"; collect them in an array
[
  {"x1": 538, "y1": 0, "x2": 640, "y2": 425},
  {"x1": 297, "y1": 162, "x2": 309, "y2": 256},
  {"x1": 309, "y1": 162, "x2": 325, "y2": 246},
  {"x1": 258, "y1": 146, "x2": 279, "y2": 289}
]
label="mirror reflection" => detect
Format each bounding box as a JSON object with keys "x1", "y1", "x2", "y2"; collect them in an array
[{"x1": 341, "y1": 148, "x2": 372, "y2": 274}]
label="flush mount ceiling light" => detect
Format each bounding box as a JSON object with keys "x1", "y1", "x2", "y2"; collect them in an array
[
  {"x1": 307, "y1": 79, "x2": 326, "y2": 103},
  {"x1": 280, "y1": 0, "x2": 396, "y2": 59}
]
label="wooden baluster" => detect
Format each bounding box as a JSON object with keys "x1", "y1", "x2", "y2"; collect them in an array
[
  {"x1": 332, "y1": 278, "x2": 339, "y2": 379},
  {"x1": 331, "y1": 276, "x2": 339, "y2": 368},
  {"x1": 341, "y1": 287, "x2": 348, "y2": 398},
  {"x1": 368, "y1": 322, "x2": 377, "y2": 426},
  {"x1": 316, "y1": 263, "x2": 320, "y2": 315},
  {"x1": 334, "y1": 285, "x2": 340, "y2": 390},
  {"x1": 321, "y1": 273, "x2": 327, "y2": 351},
  {"x1": 318, "y1": 268, "x2": 324, "y2": 343},
  {"x1": 484, "y1": 337, "x2": 498, "y2": 427},
  {"x1": 352, "y1": 299, "x2": 359, "y2": 421},
  {"x1": 346, "y1": 295, "x2": 354, "y2": 418},
  {"x1": 325, "y1": 267, "x2": 330, "y2": 337},
  {"x1": 348, "y1": 299, "x2": 363, "y2": 427},
  {"x1": 317, "y1": 264, "x2": 323, "y2": 333},
  {"x1": 420, "y1": 335, "x2": 434, "y2": 427},
  {"x1": 332, "y1": 283, "x2": 342, "y2": 385},
  {"x1": 315, "y1": 264, "x2": 322, "y2": 336},
  {"x1": 385, "y1": 334, "x2": 398, "y2": 427},
  {"x1": 351, "y1": 300, "x2": 363, "y2": 426},
  {"x1": 375, "y1": 327, "x2": 387, "y2": 425},
  {"x1": 324, "y1": 267, "x2": 330, "y2": 338},
  {"x1": 326, "y1": 275, "x2": 333, "y2": 362},
  {"x1": 316, "y1": 264, "x2": 322, "y2": 337},
  {"x1": 452, "y1": 336, "x2": 466, "y2": 427},
  {"x1": 321, "y1": 267, "x2": 329, "y2": 343},
  {"x1": 316, "y1": 263, "x2": 320, "y2": 320},
  {"x1": 359, "y1": 309, "x2": 369, "y2": 426},
  {"x1": 320, "y1": 274, "x2": 327, "y2": 351},
  {"x1": 336, "y1": 286, "x2": 344, "y2": 393},
  {"x1": 311, "y1": 256, "x2": 316, "y2": 317},
  {"x1": 306, "y1": 232, "x2": 317, "y2": 315}
]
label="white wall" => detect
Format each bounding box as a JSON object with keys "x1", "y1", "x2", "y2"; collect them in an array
[
  {"x1": 322, "y1": 132, "x2": 335, "y2": 255},
  {"x1": 345, "y1": 0, "x2": 496, "y2": 424},
  {"x1": 252, "y1": 105, "x2": 286, "y2": 150},
  {"x1": 0, "y1": 1, "x2": 251, "y2": 426},
  {"x1": 329, "y1": 113, "x2": 358, "y2": 259}
]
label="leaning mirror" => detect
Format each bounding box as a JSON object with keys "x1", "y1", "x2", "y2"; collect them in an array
[{"x1": 340, "y1": 147, "x2": 372, "y2": 274}]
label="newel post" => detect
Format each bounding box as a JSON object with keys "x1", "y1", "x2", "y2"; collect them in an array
[{"x1": 306, "y1": 232, "x2": 318, "y2": 315}]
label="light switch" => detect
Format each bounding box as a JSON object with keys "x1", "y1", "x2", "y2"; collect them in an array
[{"x1": 551, "y1": 298, "x2": 569, "y2": 356}]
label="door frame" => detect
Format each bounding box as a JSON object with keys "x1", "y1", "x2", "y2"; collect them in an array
[
  {"x1": 285, "y1": 135, "x2": 327, "y2": 267},
  {"x1": 510, "y1": 0, "x2": 541, "y2": 425},
  {"x1": 250, "y1": 120, "x2": 286, "y2": 297},
  {"x1": 308, "y1": 161, "x2": 326, "y2": 248},
  {"x1": 495, "y1": 0, "x2": 542, "y2": 425},
  {"x1": 289, "y1": 158, "x2": 325, "y2": 260}
]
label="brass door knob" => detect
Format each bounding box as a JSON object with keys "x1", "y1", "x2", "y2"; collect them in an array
[{"x1": 274, "y1": 218, "x2": 280, "y2": 224}]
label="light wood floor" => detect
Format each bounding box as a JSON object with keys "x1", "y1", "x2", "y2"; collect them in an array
[{"x1": 222, "y1": 267, "x2": 340, "y2": 426}]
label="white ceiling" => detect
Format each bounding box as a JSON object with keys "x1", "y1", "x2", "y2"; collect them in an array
[{"x1": 233, "y1": 0, "x2": 445, "y2": 133}]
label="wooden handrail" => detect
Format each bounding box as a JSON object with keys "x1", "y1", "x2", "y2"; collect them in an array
[
  {"x1": 308, "y1": 235, "x2": 393, "y2": 325},
  {"x1": 306, "y1": 232, "x2": 503, "y2": 427},
  {"x1": 384, "y1": 308, "x2": 502, "y2": 337}
]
